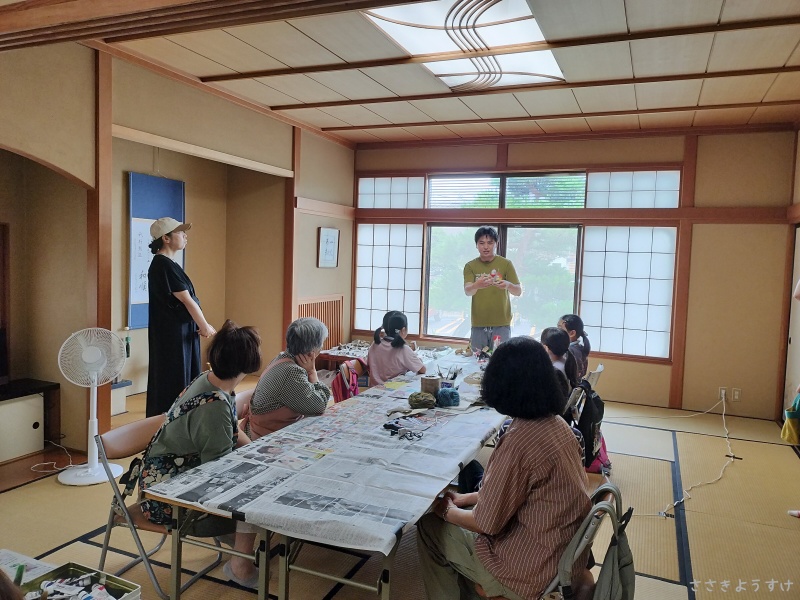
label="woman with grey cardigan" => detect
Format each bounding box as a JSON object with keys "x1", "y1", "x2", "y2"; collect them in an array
[{"x1": 240, "y1": 317, "x2": 332, "y2": 439}]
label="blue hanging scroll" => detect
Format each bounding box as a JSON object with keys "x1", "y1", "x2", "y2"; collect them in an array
[{"x1": 128, "y1": 172, "x2": 185, "y2": 329}]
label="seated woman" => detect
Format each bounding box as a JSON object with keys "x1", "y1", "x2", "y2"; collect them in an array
[
  {"x1": 416, "y1": 336, "x2": 592, "y2": 600},
  {"x1": 541, "y1": 326, "x2": 580, "y2": 394},
  {"x1": 242, "y1": 317, "x2": 332, "y2": 440},
  {"x1": 138, "y1": 320, "x2": 263, "y2": 588},
  {"x1": 559, "y1": 313, "x2": 591, "y2": 381},
  {"x1": 367, "y1": 310, "x2": 426, "y2": 385}
]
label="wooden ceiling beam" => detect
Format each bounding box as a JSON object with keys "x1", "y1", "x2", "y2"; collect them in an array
[
  {"x1": 355, "y1": 123, "x2": 792, "y2": 150},
  {"x1": 83, "y1": 39, "x2": 355, "y2": 149},
  {"x1": 321, "y1": 99, "x2": 800, "y2": 131},
  {"x1": 0, "y1": 0, "x2": 422, "y2": 51},
  {"x1": 201, "y1": 14, "x2": 800, "y2": 83},
  {"x1": 270, "y1": 64, "x2": 800, "y2": 111}
]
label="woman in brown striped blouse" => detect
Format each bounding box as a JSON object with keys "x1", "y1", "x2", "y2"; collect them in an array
[{"x1": 416, "y1": 336, "x2": 593, "y2": 600}]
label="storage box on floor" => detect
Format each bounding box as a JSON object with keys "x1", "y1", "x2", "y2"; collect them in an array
[
  {"x1": 21, "y1": 563, "x2": 140, "y2": 600},
  {"x1": 0, "y1": 394, "x2": 44, "y2": 462}
]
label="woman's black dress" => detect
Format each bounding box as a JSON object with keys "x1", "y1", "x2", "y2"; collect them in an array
[{"x1": 146, "y1": 254, "x2": 201, "y2": 417}]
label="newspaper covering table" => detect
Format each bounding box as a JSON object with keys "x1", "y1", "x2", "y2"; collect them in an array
[{"x1": 145, "y1": 355, "x2": 501, "y2": 556}]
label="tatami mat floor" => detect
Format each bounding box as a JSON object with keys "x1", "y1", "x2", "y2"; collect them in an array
[{"x1": 1, "y1": 396, "x2": 797, "y2": 599}]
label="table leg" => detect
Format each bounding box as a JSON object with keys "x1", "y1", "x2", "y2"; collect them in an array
[
  {"x1": 257, "y1": 531, "x2": 270, "y2": 600},
  {"x1": 276, "y1": 533, "x2": 290, "y2": 600},
  {"x1": 379, "y1": 532, "x2": 402, "y2": 600},
  {"x1": 171, "y1": 507, "x2": 184, "y2": 600}
]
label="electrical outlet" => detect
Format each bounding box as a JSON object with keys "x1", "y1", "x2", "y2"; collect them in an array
[
  {"x1": 719, "y1": 387, "x2": 727, "y2": 402},
  {"x1": 732, "y1": 388, "x2": 742, "y2": 402}
]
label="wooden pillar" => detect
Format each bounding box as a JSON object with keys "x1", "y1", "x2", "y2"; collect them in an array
[
  {"x1": 89, "y1": 50, "x2": 113, "y2": 432},
  {"x1": 282, "y1": 128, "x2": 301, "y2": 341},
  {"x1": 668, "y1": 136, "x2": 698, "y2": 409}
]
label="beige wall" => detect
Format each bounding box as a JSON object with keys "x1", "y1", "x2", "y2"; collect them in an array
[
  {"x1": 112, "y1": 138, "x2": 229, "y2": 394},
  {"x1": 0, "y1": 43, "x2": 95, "y2": 187},
  {"x1": 225, "y1": 167, "x2": 285, "y2": 363},
  {"x1": 112, "y1": 59, "x2": 293, "y2": 174},
  {"x1": 587, "y1": 357, "x2": 671, "y2": 408},
  {"x1": 295, "y1": 214, "x2": 353, "y2": 341},
  {"x1": 356, "y1": 145, "x2": 497, "y2": 172},
  {"x1": 509, "y1": 137, "x2": 685, "y2": 168},
  {"x1": 23, "y1": 160, "x2": 89, "y2": 450},
  {"x1": 0, "y1": 152, "x2": 89, "y2": 449},
  {"x1": 695, "y1": 132, "x2": 795, "y2": 207},
  {"x1": 683, "y1": 224, "x2": 788, "y2": 419},
  {"x1": 297, "y1": 131, "x2": 355, "y2": 206},
  {"x1": 0, "y1": 151, "x2": 29, "y2": 379}
]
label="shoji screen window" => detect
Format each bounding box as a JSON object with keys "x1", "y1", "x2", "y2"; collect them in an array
[
  {"x1": 580, "y1": 227, "x2": 676, "y2": 358},
  {"x1": 355, "y1": 224, "x2": 423, "y2": 334},
  {"x1": 586, "y1": 170, "x2": 680, "y2": 208},
  {"x1": 358, "y1": 177, "x2": 425, "y2": 208}
]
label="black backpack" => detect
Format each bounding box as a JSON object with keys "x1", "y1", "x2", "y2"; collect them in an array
[{"x1": 574, "y1": 379, "x2": 604, "y2": 468}]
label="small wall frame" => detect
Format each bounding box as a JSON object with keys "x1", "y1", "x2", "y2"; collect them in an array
[{"x1": 317, "y1": 227, "x2": 340, "y2": 268}]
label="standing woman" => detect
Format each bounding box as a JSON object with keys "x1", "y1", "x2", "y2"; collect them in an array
[{"x1": 146, "y1": 217, "x2": 216, "y2": 417}]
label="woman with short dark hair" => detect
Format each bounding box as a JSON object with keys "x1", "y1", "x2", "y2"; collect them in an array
[
  {"x1": 243, "y1": 317, "x2": 332, "y2": 439},
  {"x1": 416, "y1": 336, "x2": 592, "y2": 600},
  {"x1": 138, "y1": 319, "x2": 263, "y2": 588}
]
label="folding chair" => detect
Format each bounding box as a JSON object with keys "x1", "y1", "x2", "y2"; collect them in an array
[
  {"x1": 95, "y1": 415, "x2": 224, "y2": 600},
  {"x1": 584, "y1": 363, "x2": 604, "y2": 389},
  {"x1": 476, "y1": 481, "x2": 625, "y2": 600}
]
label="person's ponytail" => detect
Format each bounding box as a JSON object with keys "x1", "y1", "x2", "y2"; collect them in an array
[
  {"x1": 390, "y1": 331, "x2": 406, "y2": 348},
  {"x1": 373, "y1": 326, "x2": 383, "y2": 345}
]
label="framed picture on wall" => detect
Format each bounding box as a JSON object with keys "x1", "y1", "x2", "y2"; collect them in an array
[{"x1": 318, "y1": 227, "x2": 340, "y2": 268}]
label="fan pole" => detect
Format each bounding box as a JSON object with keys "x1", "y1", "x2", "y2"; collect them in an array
[{"x1": 58, "y1": 373, "x2": 124, "y2": 486}]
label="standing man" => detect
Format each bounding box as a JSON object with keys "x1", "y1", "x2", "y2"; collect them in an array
[{"x1": 463, "y1": 226, "x2": 522, "y2": 351}]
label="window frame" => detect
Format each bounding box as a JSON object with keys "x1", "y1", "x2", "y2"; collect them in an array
[{"x1": 352, "y1": 165, "x2": 685, "y2": 364}]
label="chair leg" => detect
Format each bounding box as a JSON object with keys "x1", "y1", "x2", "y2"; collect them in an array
[
  {"x1": 98, "y1": 507, "x2": 116, "y2": 571},
  {"x1": 117, "y1": 520, "x2": 170, "y2": 600}
]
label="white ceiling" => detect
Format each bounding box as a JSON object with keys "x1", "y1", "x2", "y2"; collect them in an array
[{"x1": 110, "y1": 0, "x2": 800, "y2": 146}]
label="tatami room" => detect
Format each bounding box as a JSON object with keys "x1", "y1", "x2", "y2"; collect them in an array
[{"x1": 1, "y1": 1, "x2": 800, "y2": 599}]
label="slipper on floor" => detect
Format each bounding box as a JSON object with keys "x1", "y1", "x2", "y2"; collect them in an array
[{"x1": 223, "y1": 560, "x2": 259, "y2": 589}]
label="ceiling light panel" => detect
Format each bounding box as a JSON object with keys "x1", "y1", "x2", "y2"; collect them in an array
[{"x1": 365, "y1": 0, "x2": 562, "y2": 91}]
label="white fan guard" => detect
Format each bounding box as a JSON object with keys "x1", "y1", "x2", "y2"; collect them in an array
[{"x1": 57, "y1": 328, "x2": 127, "y2": 486}]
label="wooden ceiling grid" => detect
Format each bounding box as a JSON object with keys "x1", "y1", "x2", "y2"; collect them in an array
[{"x1": 3, "y1": 0, "x2": 800, "y2": 144}]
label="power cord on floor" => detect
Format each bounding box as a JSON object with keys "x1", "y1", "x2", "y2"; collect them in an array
[
  {"x1": 608, "y1": 398, "x2": 725, "y2": 420},
  {"x1": 622, "y1": 394, "x2": 737, "y2": 519},
  {"x1": 29, "y1": 437, "x2": 75, "y2": 473}
]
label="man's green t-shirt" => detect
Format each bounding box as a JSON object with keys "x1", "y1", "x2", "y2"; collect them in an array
[{"x1": 463, "y1": 255, "x2": 520, "y2": 327}]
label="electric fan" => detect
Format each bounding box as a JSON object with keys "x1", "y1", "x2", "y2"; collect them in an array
[{"x1": 57, "y1": 328, "x2": 127, "y2": 486}]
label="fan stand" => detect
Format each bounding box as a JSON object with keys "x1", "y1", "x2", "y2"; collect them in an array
[{"x1": 58, "y1": 370, "x2": 123, "y2": 486}]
